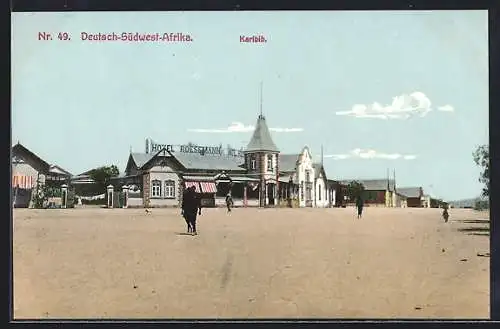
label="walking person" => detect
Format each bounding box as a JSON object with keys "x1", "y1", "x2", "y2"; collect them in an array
[
  {"x1": 182, "y1": 186, "x2": 202, "y2": 235},
  {"x1": 181, "y1": 187, "x2": 192, "y2": 233},
  {"x1": 442, "y1": 205, "x2": 449, "y2": 223},
  {"x1": 225, "y1": 192, "x2": 233, "y2": 213},
  {"x1": 356, "y1": 195, "x2": 364, "y2": 219}
]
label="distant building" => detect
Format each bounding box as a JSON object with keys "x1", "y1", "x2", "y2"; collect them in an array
[
  {"x1": 397, "y1": 187, "x2": 424, "y2": 207},
  {"x1": 11, "y1": 143, "x2": 72, "y2": 208},
  {"x1": 340, "y1": 179, "x2": 397, "y2": 207},
  {"x1": 115, "y1": 115, "x2": 332, "y2": 208}
]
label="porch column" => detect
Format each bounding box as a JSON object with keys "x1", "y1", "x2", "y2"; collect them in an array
[
  {"x1": 61, "y1": 184, "x2": 68, "y2": 209},
  {"x1": 265, "y1": 183, "x2": 269, "y2": 206},
  {"x1": 243, "y1": 183, "x2": 248, "y2": 207},
  {"x1": 107, "y1": 184, "x2": 114, "y2": 208},
  {"x1": 122, "y1": 185, "x2": 129, "y2": 208}
]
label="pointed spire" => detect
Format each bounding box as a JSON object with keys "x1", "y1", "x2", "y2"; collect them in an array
[
  {"x1": 321, "y1": 145, "x2": 324, "y2": 166},
  {"x1": 387, "y1": 168, "x2": 390, "y2": 190},
  {"x1": 259, "y1": 81, "x2": 263, "y2": 118},
  {"x1": 245, "y1": 83, "x2": 279, "y2": 153},
  {"x1": 129, "y1": 145, "x2": 132, "y2": 153}
]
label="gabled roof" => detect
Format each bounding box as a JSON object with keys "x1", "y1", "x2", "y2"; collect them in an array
[
  {"x1": 279, "y1": 154, "x2": 300, "y2": 172},
  {"x1": 130, "y1": 153, "x2": 154, "y2": 169},
  {"x1": 312, "y1": 162, "x2": 327, "y2": 180},
  {"x1": 245, "y1": 115, "x2": 279, "y2": 153},
  {"x1": 340, "y1": 179, "x2": 396, "y2": 191},
  {"x1": 131, "y1": 147, "x2": 246, "y2": 172},
  {"x1": 397, "y1": 187, "x2": 423, "y2": 198},
  {"x1": 12, "y1": 143, "x2": 51, "y2": 173},
  {"x1": 49, "y1": 165, "x2": 72, "y2": 177}
]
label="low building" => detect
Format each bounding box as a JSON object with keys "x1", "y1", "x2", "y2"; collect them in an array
[
  {"x1": 397, "y1": 187, "x2": 424, "y2": 207},
  {"x1": 340, "y1": 179, "x2": 397, "y2": 207},
  {"x1": 12, "y1": 143, "x2": 72, "y2": 208}
]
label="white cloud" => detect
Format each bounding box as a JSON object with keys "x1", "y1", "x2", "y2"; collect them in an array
[
  {"x1": 269, "y1": 127, "x2": 304, "y2": 132},
  {"x1": 324, "y1": 148, "x2": 417, "y2": 160},
  {"x1": 188, "y1": 122, "x2": 303, "y2": 133},
  {"x1": 437, "y1": 104, "x2": 455, "y2": 112},
  {"x1": 336, "y1": 92, "x2": 454, "y2": 119}
]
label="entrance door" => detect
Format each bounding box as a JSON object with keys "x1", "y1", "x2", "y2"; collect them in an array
[{"x1": 267, "y1": 183, "x2": 275, "y2": 206}]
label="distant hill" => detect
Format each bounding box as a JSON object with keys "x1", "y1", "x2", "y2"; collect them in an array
[{"x1": 448, "y1": 197, "x2": 488, "y2": 209}]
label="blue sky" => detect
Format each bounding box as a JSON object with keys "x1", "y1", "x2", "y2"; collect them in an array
[{"x1": 11, "y1": 11, "x2": 488, "y2": 201}]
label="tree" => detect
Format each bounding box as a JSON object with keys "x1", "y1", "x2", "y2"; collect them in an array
[
  {"x1": 473, "y1": 145, "x2": 489, "y2": 197},
  {"x1": 88, "y1": 165, "x2": 120, "y2": 192},
  {"x1": 346, "y1": 180, "x2": 365, "y2": 201}
]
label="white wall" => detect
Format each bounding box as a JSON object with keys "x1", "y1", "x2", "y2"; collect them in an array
[
  {"x1": 148, "y1": 165, "x2": 181, "y2": 207},
  {"x1": 295, "y1": 148, "x2": 315, "y2": 207},
  {"x1": 315, "y1": 173, "x2": 329, "y2": 208},
  {"x1": 12, "y1": 162, "x2": 45, "y2": 186}
]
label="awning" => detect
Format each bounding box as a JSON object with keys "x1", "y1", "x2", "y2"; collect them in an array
[
  {"x1": 12, "y1": 175, "x2": 35, "y2": 189},
  {"x1": 184, "y1": 181, "x2": 201, "y2": 193},
  {"x1": 200, "y1": 182, "x2": 217, "y2": 193}
]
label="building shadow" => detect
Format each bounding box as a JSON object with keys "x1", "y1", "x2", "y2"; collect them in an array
[
  {"x1": 454, "y1": 219, "x2": 490, "y2": 224},
  {"x1": 467, "y1": 232, "x2": 490, "y2": 236},
  {"x1": 457, "y1": 227, "x2": 490, "y2": 233}
]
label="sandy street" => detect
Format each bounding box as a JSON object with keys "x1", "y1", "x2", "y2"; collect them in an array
[{"x1": 12, "y1": 207, "x2": 490, "y2": 319}]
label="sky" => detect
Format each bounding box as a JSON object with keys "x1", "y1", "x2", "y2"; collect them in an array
[{"x1": 11, "y1": 11, "x2": 488, "y2": 201}]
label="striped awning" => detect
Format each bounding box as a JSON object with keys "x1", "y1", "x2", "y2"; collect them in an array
[
  {"x1": 200, "y1": 182, "x2": 217, "y2": 193},
  {"x1": 12, "y1": 175, "x2": 35, "y2": 189},
  {"x1": 184, "y1": 181, "x2": 201, "y2": 193}
]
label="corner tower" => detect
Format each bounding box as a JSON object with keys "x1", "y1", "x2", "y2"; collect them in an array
[{"x1": 244, "y1": 111, "x2": 280, "y2": 207}]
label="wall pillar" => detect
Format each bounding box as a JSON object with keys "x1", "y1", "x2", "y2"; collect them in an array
[
  {"x1": 122, "y1": 185, "x2": 129, "y2": 208},
  {"x1": 61, "y1": 184, "x2": 68, "y2": 209},
  {"x1": 243, "y1": 184, "x2": 248, "y2": 207},
  {"x1": 107, "y1": 184, "x2": 114, "y2": 208}
]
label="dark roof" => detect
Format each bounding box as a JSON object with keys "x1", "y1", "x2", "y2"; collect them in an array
[
  {"x1": 174, "y1": 152, "x2": 245, "y2": 171},
  {"x1": 131, "y1": 153, "x2": 154, "y2": 169},
  {"x1": 245, "y1": 115, "x2": 279, "y2": 153},
  {"x1": 397, "y1": 187, "x2": 423, "y2": 198},
  {"x1": 279, "y1": 154, "x2": 300, "y2": 172},
  {"x1": 340, "y1": 179, "x2": 396, "y2": 191},
  {"x1": 12, "y1": 143, "x2": 51, "y2": 172},
  {"x1": 312, "y1": 162, "x2": 327, "y2": 180},
  {"x1": 132, "y1": 147, "x2": 246, "y2": 172}
]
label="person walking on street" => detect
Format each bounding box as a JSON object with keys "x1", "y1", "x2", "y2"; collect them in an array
[
  {"x1": 356, "y1": 195, "x2": 364, "y2": 219},
  {"x1": 225, "y1": 192, "x2": 233, "y2": 213},
  {"x1": 182, "y1": 186, "x2": 202, "y2": 235}
]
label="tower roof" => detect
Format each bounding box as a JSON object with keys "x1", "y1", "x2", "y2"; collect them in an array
[{"x1": 245, "y1": 115, "x2": 279, "y2": 153}]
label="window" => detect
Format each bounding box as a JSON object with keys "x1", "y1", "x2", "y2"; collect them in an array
[
  {"x1": 318, "y1": 185, "x2": 322, "y2": 200},
  {"x1": 164, "y1": 180, "x2": 175, "y2": 198},
  {"x1": 151, "y1": 180, "x2": 161, "y2": 198},
  {"x1": 267, "y1": 156, "x2": 273, "y2": 172},
  {"x1": 251, "y1": 158, "x2": 256, "y2": 170},
  {"x1": 305, "y1": 171, "x2": 311, "y2": 182}
]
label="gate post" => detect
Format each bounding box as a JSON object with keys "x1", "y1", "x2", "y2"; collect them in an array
[
  {"x1": 107, "y1": 185, "x2": 114, "y2": 208},
  {"x1": 61, "y1": 184, "x2": 68, "y2": 209},
  {"x1": 122, "y1": 185, "x2": 129, "y2": 208}
]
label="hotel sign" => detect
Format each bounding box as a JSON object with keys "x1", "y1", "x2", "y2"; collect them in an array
[{"x1": 146, "y1": 139, "x2": 244, "y2": 157}]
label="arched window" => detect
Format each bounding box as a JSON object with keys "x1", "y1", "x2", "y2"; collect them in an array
[
  {"x1": 151, "y1": 180, "x2": 161, "y2": 198},
  {"x1": 318, "y1": 185, "x2": 322, "y2": 201}
]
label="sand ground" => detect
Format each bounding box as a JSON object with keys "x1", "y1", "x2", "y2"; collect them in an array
[{"x1": 13, "y1": 207, "x2": 490, "y2": 319}]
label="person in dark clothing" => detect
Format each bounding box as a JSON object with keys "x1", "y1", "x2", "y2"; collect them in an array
[
  {"x1": 356, "y1": 196, "x2": 364, "y2": 219},
  {"x1": 442, "y1": 205, "x2": 449, "y2": 223},
  {"x1": 181, "y1": 186, "x2": 202, "y2": 235},
  {"x1": 225, "y1": 192, "x2": 233, "y2": 213},
  {"x1": 181, "y1": 188, "x2": 192, "y2": 233}
]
